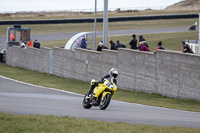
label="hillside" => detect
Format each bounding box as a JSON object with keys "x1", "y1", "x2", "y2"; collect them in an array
[
  {"x1": 0, "y1": 0, "x2": 199, "y2": 21},
  {"x1": 165, "y1": 0, "x2": 200, "y2": 10}
]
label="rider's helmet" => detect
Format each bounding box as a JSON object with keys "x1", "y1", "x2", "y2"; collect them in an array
[{"x1": 109, "y1": 68, "x2": 118, "y2": 78}]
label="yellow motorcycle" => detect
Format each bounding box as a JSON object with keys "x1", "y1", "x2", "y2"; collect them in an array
[{"x1": 83, "y1": 78, "x2": 117, "y2": 110}]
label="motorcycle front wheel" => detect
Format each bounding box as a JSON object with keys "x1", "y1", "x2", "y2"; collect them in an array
[
  {"x1": 99, "y1": 93, "x2": 111, "y2": 110},
  {"x1": 83, "y1": 93, "x2": 92, "y2": 109}
]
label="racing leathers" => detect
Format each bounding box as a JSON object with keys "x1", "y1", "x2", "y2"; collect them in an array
[{"x1": 88, "y1": 74, "x2": 117, "y2": 94}]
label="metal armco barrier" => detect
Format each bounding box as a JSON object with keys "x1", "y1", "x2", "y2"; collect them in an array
[{"x1": 0, "y1": 13, "x2": 198, "y2": 25}]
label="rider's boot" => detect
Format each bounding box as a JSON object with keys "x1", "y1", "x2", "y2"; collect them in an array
[
  {"x1": 88, "y1": 84, "x2": 96, "y2": 95},
  {"x1": 88, "y1": 84, "x2": 98, "y2": 104}
]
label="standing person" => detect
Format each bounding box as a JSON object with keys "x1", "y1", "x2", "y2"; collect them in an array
[
  {"x1": 80, "y1": 36, "x2": 87, "y2": 49},
  {"x1": 19, "y1": 39, "x2": 26, "y2": 48},
  {"x1": 139, "y1": 42, "x2": 150, "y2": 52},
  {"x1": 109, "y1": 40, "x2": 116, "y2": 50},
  {"x1": 142, "y1": 39, "x2": 149, "y2": 48},
  {"x1": 129, "y1": 34, "x2": 137, "y2": 50},
  {"x1": 10, "y1": 32, "x2": 15, "y2": 41},
  {"x1": 19, "y1": 39, "x2": 22, "y2": 46},
  {"x1": 139, "y1": 35, "x2": 143, "y2": 43},
  {"x1": 27, "y1": 39, "x2": 33, "y2": 47},
  {"x1": 154, "y1": 41, "x2": 165, "y2": 54},
  {"x1": 33, "y1": 39, "x2": 41, "y2": 49},
  {"x1": 116, "y1": 40, "x2": 126, "y2": 50},
  {"x1": 97, "y1": 41, "x2": 108, "y2": 51},
  {"x1": 156, "y1": 41, "x2": 165, "y2": 50},
  {"x1": 181, "y1": 41, "x2": 194, "y2": 54},
  {"x1": 20, "y1": 42, "x2": 26, "y2": 48}
]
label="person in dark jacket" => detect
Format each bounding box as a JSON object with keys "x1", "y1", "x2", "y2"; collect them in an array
[
  {"x1": 154, "y1": 41, "x2": 165, "y2": 54},
  {"x1": 80, "y1": 36, "x2": 87, "y2": 49},
  {"x1": 129, "y1": 34, "x2": 137, "y2": 50},
  {"x1": 181, "y1": 41, "x2": 194, "y2": 54},
  {"x1": 97, "y1": 41, "x2": 108, "y2": 51},
  {"x1": 116, "y1": 40, "x2": 126, "y2": 50},
  {"x1": 33, "y1": 39, "x2": 41, "y2": 49},
  {"x1": 156, "y1": 41, "x2": 165, "y2": 50},
  {"x1": 139, "y1": 35, "x2": 143, "y2": 43},
  {"x1": 138, "y1": 35, "x2": 148, "y2": 49},
  {"x1": 109, "y1": 40, "x2": 116, "y2": 50}
]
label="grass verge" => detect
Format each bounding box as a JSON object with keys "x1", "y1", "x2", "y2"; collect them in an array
[
  {"x1": 0, "y1": 63, "x2": 200, "y2": 112},
  {"x1": 0, "y1": 18, "x2": 198, "y2": 36},
  {"x1": 1, "y1": 10, "x2": 199, "y2": 20},
  {"x1": 0, "y1": 113, "x2": 200, "y2": 133}
]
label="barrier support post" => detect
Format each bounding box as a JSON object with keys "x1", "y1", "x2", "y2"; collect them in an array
[{"x1": 198, "y1": 13, "x2": 200, "y2": 54}]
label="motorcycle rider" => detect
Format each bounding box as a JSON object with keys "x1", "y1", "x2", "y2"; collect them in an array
[
  {"x1": 189, "y1": 24, "x2": 196, "y2": 31},
  {"x1": 88, "y1": 68, "x2": 118, "y2": 94}
]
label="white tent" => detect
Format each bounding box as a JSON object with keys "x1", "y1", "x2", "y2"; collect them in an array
[{"x1": 64, "y1": 32, "x2": 93, "y2": 51}]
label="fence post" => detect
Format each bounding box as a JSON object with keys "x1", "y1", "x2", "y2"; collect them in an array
[
  {"x1": 49, "y1": 50, "x2": 53, "y2": 74},
  {"x1": 196, "y1": 40, "x2": 198, "y2": 53},
  {"x1": 103, "y1": 0, "x2": 108, "y2": 47},
  {"x1": 199, "y1": 13, "x2": 200, "y2": 54}
]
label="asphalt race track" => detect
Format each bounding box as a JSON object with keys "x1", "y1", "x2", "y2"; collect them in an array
[
  {"x1": 0, "y1": 76, "x2": 200, "y2": 127},
  {"x1": 0, "y1": 27, "x2": 194, "y2": 52}
]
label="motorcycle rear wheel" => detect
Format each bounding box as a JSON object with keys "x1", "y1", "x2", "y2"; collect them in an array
[
  {"x1": 99, "y1": 93, "x2": 111, "y2": 110},
  {"x1": 83, "y1": 93, "x2": 92, "y2": 109}
]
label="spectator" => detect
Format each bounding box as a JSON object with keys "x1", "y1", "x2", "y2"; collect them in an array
[
  {"x1": 142, "y1": 39, "x2": 149, "y2": 48},
  {"x1": 129, "y1": 34, "x2": 137, "y2": 50},
  {"x1": 80, "y1": 36, "x2": 87, "y2": 49},
  {"x1": 156, "y1": 41, "x2": 165, "y2": 50},
  {"x1": 154, "y1": 41, "x2": 165, "y2": 54},
  {"x1": 33, "y1": 39, "x2": 41, "y2": 49},
  {"x1": 19, "y1": 39, "x2": 22, "y2": 46},
  {"x1": 116, "y1": 40, "x2": 126, "y2": 50},
  {"x1": 139, "y1": 41, "x2": 150, "y2": 52},
  {"x1": 110, "y1": 40, "x2": 116, "y2": 50},
  {"x1": 137, "y1": 38, "x2": 149, "y2": 50},
  {"x1": 10, "y1": 32, "x2": 15, "y2": 41},
  {"x1": 27, "y1": 39, "x2": 33, "y2": 47},
  {"x1": 139, "y1": 35, "x2": 143, "y2": 43},
  {"x1": 97, "y1": 41, "x2": 108, "y2": 51},
  {"x1": 20, "y1": 42, "x2": 26, "y2": 48},
  {"x1": 181, "y1": 41, "x2": 194, "y2": 54},
  {"x1": 19, "y1": 39, "x2": 26, "y2": 48}
]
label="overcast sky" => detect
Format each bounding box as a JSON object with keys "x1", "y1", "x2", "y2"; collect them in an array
[{"x1": 0, "y1": 0, "x2": 183, "y2": 12}]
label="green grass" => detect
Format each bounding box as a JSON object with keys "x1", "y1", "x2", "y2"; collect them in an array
[
  {"x1": 41, "y1": 31, "x2": 198, "y2": 52},
  {"x1": 0, "y1": 113, "x2": 200, "y2": 133},
  {"x1": 41, "y1": 39, "x2": 68, "y2": 48},
  {"x1": 0, "y1": 18, "x2": 198, "y2": 36},
  {"x1": 0, "y1": 63, "x2": 200, "y2": 112}
]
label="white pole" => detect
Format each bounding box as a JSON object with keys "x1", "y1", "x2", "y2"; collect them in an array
[
  {"x1": 94, "y1": 0, "x2": 97, "y2": 50},
  {"x1": 198, "y1": 13, "x2": 200, "y2": 54},
  {"x1": 103, "y1": 0, "x2": 108, "y2": 47}
]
